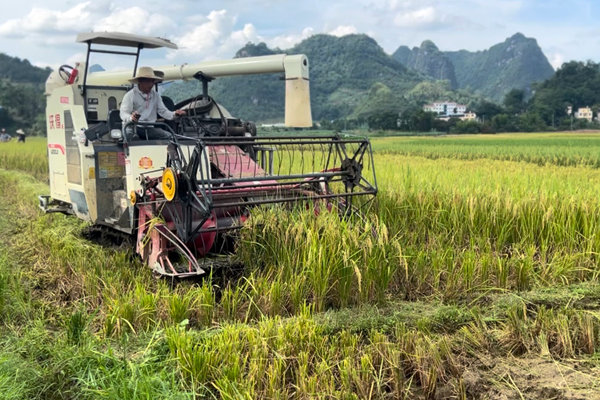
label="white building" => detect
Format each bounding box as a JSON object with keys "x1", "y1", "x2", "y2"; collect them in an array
[
  {"x1": 575, "y1": 107, "x2": 593, "y2": 122},
  {"x1": 423, "y1": 101, "x2": 467, "y2": 117},
  {"x1": 462, "y1": 112, "x2": 477, "y2": 121},
  {"x1": 261, "y1": 123, "x2": 286, "y2": 128},
  {"x1": 437, "y1": 112, "x2": 478, "y2": 122}
]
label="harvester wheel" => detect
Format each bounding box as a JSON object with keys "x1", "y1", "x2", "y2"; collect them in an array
[{"x1": 162, "y1": 168, "x2": 178, "y2": 202}]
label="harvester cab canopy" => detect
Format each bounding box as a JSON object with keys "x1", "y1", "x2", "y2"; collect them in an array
[
  {"x1": 76, "y1": 32, "x2": 178, "y2": 49},
  {"x1": 74, "y1": 32, "x2": 179, "y2": 124},
  {"x1": 76, "y1": 32, "x2": 178, "y2": 95}
]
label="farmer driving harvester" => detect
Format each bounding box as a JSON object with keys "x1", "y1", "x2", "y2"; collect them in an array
[{"x1": 120, "y1": 66, "x2": 186, "y2": 141}]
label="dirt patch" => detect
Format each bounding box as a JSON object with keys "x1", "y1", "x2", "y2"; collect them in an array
[{"x1": 460, "y1": 355, "x2": 599, "y2": 399}]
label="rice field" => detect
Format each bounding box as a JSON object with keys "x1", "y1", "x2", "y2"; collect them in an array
[{"x1": 1, "y1": 133, "x2": 600, "y2": 399}]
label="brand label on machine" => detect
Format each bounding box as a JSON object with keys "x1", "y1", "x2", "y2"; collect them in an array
[
  {"x1": 48, "y1": 114, "x2": 63, "y2": 130},
  {"x1": 139, "y1": 157, "x2": 153, "y2": 169},
  {"x1": 48, "y1": 143, "x2": 65, "y2": 155}
]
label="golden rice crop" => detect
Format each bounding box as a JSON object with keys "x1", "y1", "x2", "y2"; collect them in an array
[{"x1": 1, "y1": 133, "x2": 600, "y2": 398}]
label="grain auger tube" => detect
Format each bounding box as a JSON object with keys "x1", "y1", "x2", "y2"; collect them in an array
[{"x1": 40, "y1": 31, "x2": 378, "y2": 277}]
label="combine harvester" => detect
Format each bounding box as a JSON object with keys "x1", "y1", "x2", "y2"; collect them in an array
[{"x1": 41, "y1": 32, "x2": 377, "y2": 277}]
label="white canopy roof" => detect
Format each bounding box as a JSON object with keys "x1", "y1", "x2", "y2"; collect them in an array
[{"x1": 76, "y1": 32, "x2": 178, "y2": 50}]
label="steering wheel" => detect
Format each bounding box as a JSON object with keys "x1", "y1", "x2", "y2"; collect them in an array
[
  {"x1": 58, "y1": 65, "x2": 78, "y2": 84},
  {"x1": 174, "y1": 95, "x2": 214, "y2": 115}
]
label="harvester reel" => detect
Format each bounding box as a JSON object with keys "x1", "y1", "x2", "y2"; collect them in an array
[
  {"x1": 341, "y1": 158, "x2": 363, "y2": 192},
  {"x1": 135, "y1": 134, "x2": 377, "y2": 278}
]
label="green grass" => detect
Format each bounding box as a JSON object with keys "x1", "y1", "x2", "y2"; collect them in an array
[{"x1": 1, "y1": 132, "x2": 600, "y2": 398}]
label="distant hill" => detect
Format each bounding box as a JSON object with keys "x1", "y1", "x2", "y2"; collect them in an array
[
  {"x1": 393, "y1": 40, "x2": 458, "y2": 89},
  {"x1": 392, "y1": 33, "x2": 555, "y2": 103},
  {"x1": 89, "y1": 64, "x2": 105, "y2": 73},
  {"x1": 164, "y1": 34, "x2": 424, "y2": 122},
  {"x1": 445, "y1": 33, "x2": 555, "y2": 102},
  {"x1": 0, "y1": 54, "x2": 48, "y2": 133},
  {"x1": 0, "y1": 53, "x2": 51, "y2": 84},
  {"x1": 165, "y1": 32, "x2": 556, "y2": 123}
]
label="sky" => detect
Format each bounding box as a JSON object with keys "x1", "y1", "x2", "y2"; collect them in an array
[{"x1": 0, "y1": 0, "x2": 598, "y2": 72}]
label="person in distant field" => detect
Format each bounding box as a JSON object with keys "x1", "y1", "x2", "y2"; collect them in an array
[
  {"x1": 0, "y1": 128, "x2": 11, "y2": 142},
  {"x1": 120, "y1": 66, "x2": 186, "y2": 141},
  {"x1": 16, "y1": 129, "x2": 26, "y2": 143}
]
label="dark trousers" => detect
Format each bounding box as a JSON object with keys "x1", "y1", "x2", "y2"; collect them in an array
[{"x1": 125, "y1": 126, "x2": 171, "y2": 141}]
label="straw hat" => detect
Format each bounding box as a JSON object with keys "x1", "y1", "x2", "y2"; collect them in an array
[
  {"x1": 16, "y1": 129, "x2": 24, "y2": 134},
  {"x1": 128, "y1": 67, "x2": 164, "y2": 84}
]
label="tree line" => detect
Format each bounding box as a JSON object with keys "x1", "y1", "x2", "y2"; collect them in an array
[
  {"x1": 0, "y1": 80, "x2": 46, "y2": 135},
  {"x1": 327, "y1": 61, "x2": 600, "y2": 134}
]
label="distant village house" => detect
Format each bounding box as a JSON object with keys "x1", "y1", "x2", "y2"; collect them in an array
[
  {"x1": 575, "y1": 107, "x2": 593, "y2": 122},
  {"x1": 423, "y1": 101, "x2": 476, "y2": 121},
  {"x1": 461, "y1": 112, "x2": 477, "y2": 121}
]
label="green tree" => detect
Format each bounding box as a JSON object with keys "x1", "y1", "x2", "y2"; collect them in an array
[
  {"x1": 367, "y1": 112, "x2": 399, "y2": 131},
  {"x1": 503, "y1": 89, "x2": 526, "y2": 115},
  {"x1": 451, "y1": 120, "x2": 481, "y2": 134},
  {"x1": 0, "y1": 81, "x2": 45, "y2": 131},
  {"x1": 474, "y1": 101, "x2": 504, "y2": 122},
  {"x1": 410, "y1": 110, "x2": 436, "y2": 132},
  {"x1": 491, "y1": 114, "x2": 515, "y2": 132},
  {"x1": 529, "y1": 61, "x2": 600, "y2": 128},
  {"x1": 518, "y1": 112, "x2": 546, "y2": 132}
]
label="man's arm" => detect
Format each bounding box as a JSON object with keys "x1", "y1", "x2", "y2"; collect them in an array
[
  {"x1": 157, "y1": 95, "x2": 175, "y2": 120},
  {"x1": 120, "y1": 91, "x2": 134, "y2": 123}
]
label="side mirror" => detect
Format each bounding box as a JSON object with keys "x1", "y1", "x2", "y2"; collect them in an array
[{"x1": 84, "y1": 122, "x2": 108, "y2": 141}]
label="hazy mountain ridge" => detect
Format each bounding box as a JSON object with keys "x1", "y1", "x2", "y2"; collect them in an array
[
  {"x1": 166, "y1": 33, "x2": 555, "y2": 122},
  {"x1": 445, "y1": 33, "x2": 555, "y2": 102},
  {"x1": 393, "y1": 33, "x2": 555, "y2": 103},
  {"x1": 0, "y1": 32, "x2": 557, "y2": 128},
  {"x1": 392, "y1": 41, "x2": 458, "y2": 89}
]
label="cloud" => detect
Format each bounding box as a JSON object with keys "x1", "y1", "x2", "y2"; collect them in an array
[
  {"x1": 2, "y1": 0, "x2": 598, "y2": 74},
  {"x1": 550, "y1": 53, "x2": 564, "y2": 70},
  {"x1": 393, "y1": 6, "x2": 438, "y2": 27},
  {"x1": 33, "y1": 52, "x2": 86, "y2": 71},
  {"x1": 268, "y1": 27, "x2": 315, "y2": 49},
  {"x1": 94, "y1": 7, "x2": 175, "y2": 36},
  {"x1": 0, "y1": 1, "x2": 174, "y2": 43},
  {"x1": 328, "y1": 25, "x2": 358, "y2": 37},
  {"x1": 0, "y1": 2, "x2": 96, "y2": 38},
  {"x1": 392, "y1": 6, "x2": 473, "y2": 29},
  {"x1": 469, "y1": 0, "x2": 523, "y2": 15},
  {"x1": 172, "y1": 10, "x2": 261, "y2": 60}
]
